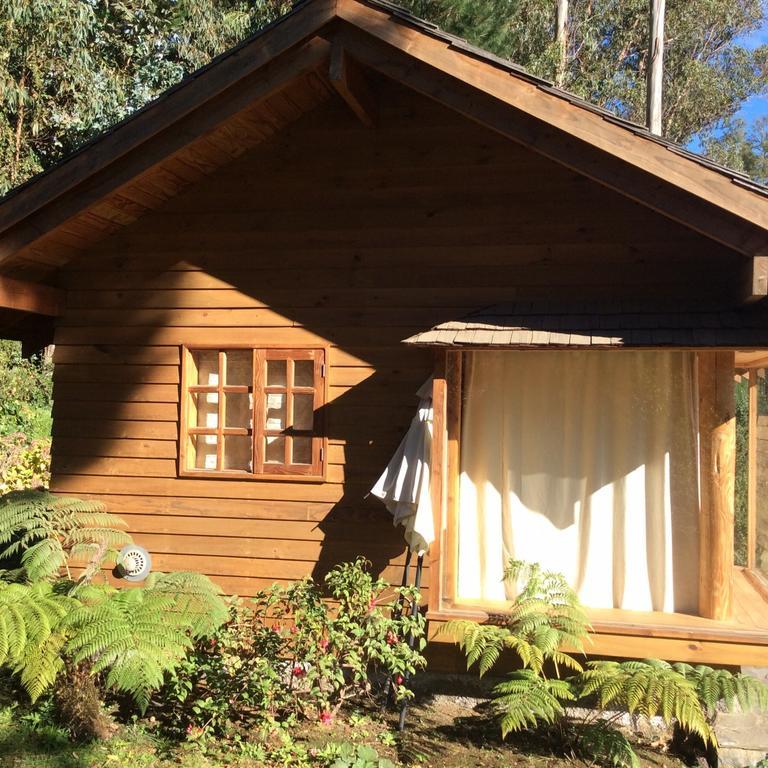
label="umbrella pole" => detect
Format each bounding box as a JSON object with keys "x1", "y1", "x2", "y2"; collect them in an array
[
  {"x1": 383, "y1": 546, "x2": 413, "y2": 711},
  {"x1": 398, "y1": 552, "x2": 424, "y2": 732}
]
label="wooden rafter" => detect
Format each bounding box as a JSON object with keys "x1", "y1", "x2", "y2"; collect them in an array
[
  {"x1": 0, "y1": 276, "x2": 63, "y2": 316},
  {"x1": 329, "y1": 43, "x2": 377, "y2": 127}
]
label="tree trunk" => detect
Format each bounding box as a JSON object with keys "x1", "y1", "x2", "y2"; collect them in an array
[
  {"x1": 646, "y1": 0, "x2": 665, "y2": 134},
  {"x1": 555, "y1": 0, "x2": 568, "y2": 87},
  {"x1": 53, "y1": 661, "x2": 114, "y2": 741}
]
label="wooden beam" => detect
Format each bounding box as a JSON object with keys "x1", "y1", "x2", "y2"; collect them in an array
[
  {"x1": 330, "y1": 14, "x2": 768, "y2": 258},
  {"x1": 741, "y1": 255, "x2": 768, "y2": 302},
  {"x1": 429, "y1": 352, "x2": 447, "y2": 615},
  {"x1": 698, "y1": 351, "x2": 736, "y2": 621},
  {"x1": 0, "y1": 276, "x2": 63, "y2": 316},
  {"x1": 329, "y1": 43, "x2": 377, "y2": 127},
  {"x1": 748, "y1": 368, "x2": 758, "y2": 570}
]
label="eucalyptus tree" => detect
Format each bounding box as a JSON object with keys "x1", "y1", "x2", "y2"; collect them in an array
[{"x1": 401, "y1": 0, "x2": 768, "y2": 143}]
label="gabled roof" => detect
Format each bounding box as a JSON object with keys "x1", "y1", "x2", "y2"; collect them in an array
[{"x1": 0, "y1": 0, "x2": 767, "y2": 289}]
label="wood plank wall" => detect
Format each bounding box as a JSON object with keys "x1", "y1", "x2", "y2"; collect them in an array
[{"x1": 49, "y1": 77, "x2": 743, "y2": 599}]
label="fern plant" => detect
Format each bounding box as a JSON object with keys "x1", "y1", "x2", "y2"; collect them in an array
[
  {"x1": 442, "y1": 560, "x2": 768, "y2": 767},
  {"x1": 443, "y1": 560, "x2": 590, "y2": 676},
  {"x1": 673, "y1": 662, "x2": 768, "y2": 717},
  {"x1": 0, "y1": 490, "x2": 227, "y2": 738},
  {"x1": 0, "y1": 490, "x2": 130, "y2": 581},
  {"x1": 492, "y1": 669, "x2": 575, "y2": 736},
  {"x1": 574, "y1": 722, "x2": 640, "y2": 768},
  {"x1": 576, "y1": 659, "x2": 714, "y2": 745}
]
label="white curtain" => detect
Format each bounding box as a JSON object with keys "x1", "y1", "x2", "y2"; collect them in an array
[{"x1": 457, "y1": 350, "x2": 700, "y2": 613}]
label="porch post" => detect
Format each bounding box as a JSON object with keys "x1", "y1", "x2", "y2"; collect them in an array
[
  {"x1": 429, "y1": 352, "x2": 448, "y2": 615},
  {"x1": 697, "y1": 351, "x2": 736, "y2": 621}
]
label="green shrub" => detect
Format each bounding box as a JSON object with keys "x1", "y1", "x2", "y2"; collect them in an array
[
  {"x1": 0, "y1": 436, "x2": 50, "y2": 492},
  {"x1": 157, "y1": 557, "x2": 426, "y2": 745}
]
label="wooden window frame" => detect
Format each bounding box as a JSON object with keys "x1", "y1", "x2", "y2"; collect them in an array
[
  {"x1": 428, "y1": 348, "x2": 743, "y2": 625},
  {"x1": 180, "y1": 345, "x2": 327, "y2": 482}
]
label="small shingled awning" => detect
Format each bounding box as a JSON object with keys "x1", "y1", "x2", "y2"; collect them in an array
[{"x1": 402, "y1": 301, "x2": 768, "y2": 349}]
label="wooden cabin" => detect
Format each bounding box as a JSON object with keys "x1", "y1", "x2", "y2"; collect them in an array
[{"x1": 1, "y1": 0, "x2": 768, "y2": 668}]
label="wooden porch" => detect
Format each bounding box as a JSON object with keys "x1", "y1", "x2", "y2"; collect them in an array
[{"x1": 426, "y1": 568, "x2": 768, "y2": 668}]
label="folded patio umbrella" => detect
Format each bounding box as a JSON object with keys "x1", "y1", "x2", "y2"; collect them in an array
[{"x1": 370, "y1": 378, "x2": 434, "y2": 555}]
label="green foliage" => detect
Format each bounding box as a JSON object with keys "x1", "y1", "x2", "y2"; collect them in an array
[
  {"x1": 0, "y1": 581, "x2": 74, "y2": 700},
  {"x1": 325, "y1": 742, "x2": 396, "y2": 768},
  {"x1": 0, "y1": 342, "x2": 52, "y2": 440},
  {"x1": 444, "y1": 560, "x2": 768, "y2": 765},
  {"x1": 492, "y1": 669, "x2": 574, "y2": 737},
  {"x1": 0, "y1": 437, "x2": 50, "y2": 494},
  {"x1": 443, "y1": 561, "x2": 589, "y2": 676},
  {"x1": 574, "y1": 722, "x2": 640, "y2": 768},
  {"x1": 64, "y1": 573, "x2": 226, "y2": 713},
  {"x1": 0, "y1": 490, "x2": 129, "y2": 581},
  {"x1": 673, "y1": 662, "x2": 768, "y2": 716},
  {"x1": 155, "y1": 557, "x2": 426, "y2": 747},
  {"x1": 400, "y1": 0, "x2": 768, "y2": 144},
  {"x1": 0, "y1": 489, "x2": 227, "y2": 729},
  {"x1": 702, "y1": 116, "x2": 768, "y2": 185},
  {"x1": 577, "y1": 659, "x2": 714, "y2": 745}
]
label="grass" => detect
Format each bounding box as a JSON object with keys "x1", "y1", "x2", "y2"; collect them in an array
[{"x1": 0, "y1": 699, "x2": 691, "y2": 768}]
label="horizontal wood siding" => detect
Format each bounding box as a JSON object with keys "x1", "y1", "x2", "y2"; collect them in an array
[{"x1": 50, "y1": 78, "x2": 742, "y2": 601}]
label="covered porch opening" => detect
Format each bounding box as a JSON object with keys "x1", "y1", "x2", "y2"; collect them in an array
[{"x1": 415, "y1": 304, "x2": 768, "y2": 665}]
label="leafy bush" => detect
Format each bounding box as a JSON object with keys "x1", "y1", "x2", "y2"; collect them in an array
[
  {"x1": 0, "y1": 341, "x2": 52, "y2": 440},
  {"x1": 157, "y1": 557, "x2": 427, "y2": 744},
  {"x1": 0, "y1": 490, "x2": 227, "y2": 740},
  {"x1": 0, "y1": 436, "x2": 50, "y2": 493},
  {"x1": 443, "y1": 560, "x2": 768, "y2": 767}
]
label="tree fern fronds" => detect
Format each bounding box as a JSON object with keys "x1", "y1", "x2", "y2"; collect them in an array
[
  {"x1": 0, "y1": 490, "x2": 130, "y2": 582},
  {"x1": 492, "y1": 669, "x2": 575, "y2": 737},
  {"x1": 440, "y1": 621, "x2": 508, "y2": 676},
  {"x1": 575, "y1": 722, "x2": 640, "y2": 768},
  {"x1": 18, "y1": 631, "x2": 66, "y2": 701},
  {"x1": 576, "y1": 660, "x2": 714, "y2": 746},
  {"x1": 673, "y1": 663, "x2": 768, "y2": 716},
  {"x1": 144, "y1": 572, "x2": 227, "y2": 638}
]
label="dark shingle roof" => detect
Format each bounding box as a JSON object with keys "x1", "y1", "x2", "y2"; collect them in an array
[{"x1": 403, "y1": 301, "x2": 768, "y2": 348}]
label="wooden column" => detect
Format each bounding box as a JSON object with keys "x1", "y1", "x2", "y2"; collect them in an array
[
  {"x1": 429, "y1": 353, "x2": 448, "y2": 615},
  {"x1": 698, "y1": 351, "x2": 736, "y2": 621},
  {"x1": 444, "y1": 352, "x2": 463, "y2": 606},
  {"x1": 748, "y1": 369, "x2": 758, "y2": 570}
]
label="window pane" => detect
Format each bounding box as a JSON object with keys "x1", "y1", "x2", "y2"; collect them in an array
[
  {"x1": 225, "y1": 351, "x2": 251, "y2": 386},
  {"x1": 265, "y1": 392, "x2": 286, "y2": 431},
  {"x1": 265, "y1": 435, "x2": 286, "y2": 464},
  {"x1": 292, "y1": 437, "x2": 312, "y2": 465},
  {"x1": 189, "y1": 392, "x2": 219, "y2": 429},
  {"x1": 189, "y1": 434, "x2": 218, "y2": 471},
  {"x1": 293, "y1": 393, "x2": 314, "y2": 431},
  {"x1": 294, "y1": 359, "x2": 314, "y2": 388},
  {"x1": 267, "y1": 359, "x2": 287, "y2": 387},
  {"x1": 223, "y1": 435, "x2": 252, "y2": 471},
  {"x1": 192, "y1": 350, "x2": 219, "y2": 387},
  {"x1": 225, "y1": 392, "x2": 252, "y2": 429}
]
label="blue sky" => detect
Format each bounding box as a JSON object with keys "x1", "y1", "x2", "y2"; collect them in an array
[{"x1": 732, "y1": 20, "x2": 768, "y2": 125}]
